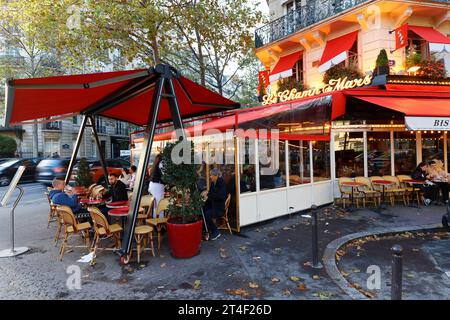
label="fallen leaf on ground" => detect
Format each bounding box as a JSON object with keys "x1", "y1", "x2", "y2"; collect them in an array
[
  {"x1": 282, "y1": 226, "x2": 291, "y2": 231},
  {"x1": 303, "y1": 261, "x2": 312, "y2": 267},
  {"x1": 290, "y1": 276, "x2": 301, "y2": 282},
  {"x1": 193, "y1": 280, "x2": 201, "y2": 290},
  {"x1": 219, "y1": 248, "x2": 228, "y2": 259},
  {"x1": 282, "y1": 289, "x2": 291, "y2": 296},
  {"x1": 226, "y1": 288, "x2": 250, "y2": 297},
  {"x1": 297, "y1": 283, "x2": 308, "y2": 291},
  {"x1": 271, "y1": 277, "x2": 280, "y2": 283},
  {"x1": 312, "y1": 275, "x2": 320, "y2": 280},
  {"x1": 160, "y1": 263, "x2": 167, "y2": 268},
  {"x1": 239, "y1": 245, "x2": 247, "y2": 251},
  {"x1": 412, "y1": 248, "x2": 420, "y2": 252},
  {"x1": 351, "y1": 283, "x2": 361, "y2": 289},
  {"x1": 341, "y1": 270, "x2": 349, "y2": 277},
  {"x1": 248, "y1": 282, "x2": 259, "y2": 289},
  {"x1": 407, "y1": 274, "x2": 415, "y2": 278},
  {"x1": 318, "y1": 292, "x2": 332, "y2": 300},
  {"x1": 252, "y1": 256, "x2": 261, "y2": 261},
  {"x1": 352, "y1": 268, "x2": 361, "y2": 273}
]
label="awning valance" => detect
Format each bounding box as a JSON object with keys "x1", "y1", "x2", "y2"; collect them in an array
[
  {"x1": 269, "y1": 51, "x2": 303, "y2": 83},
  {"x1": 5, "y1": 67, "x2": 240, "y2": 126},
  {"x1": 318, "y1": 31, "x2": 358, "y2": 73},
  {"x1": 408, "y1": 25, "x2": 450, "y2": 52}
]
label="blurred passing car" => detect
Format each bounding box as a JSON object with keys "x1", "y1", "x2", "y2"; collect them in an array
[
  {"x1": 71, "y1": 158, "x2": 131, "y2": 184},
  {"x1": 35, "y1": 158, "x2": 72, "y2": 186},
  {"x1": 0, "y1": 158, "x2": 42, "y2": 186}
]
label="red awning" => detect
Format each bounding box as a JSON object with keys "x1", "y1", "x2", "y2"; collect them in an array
[
  {"x1": 155, "y1": 94, "x2": 333, "y2": 141},
  {"x1": 408, "y1": 25, "x2": 450, "y2": 52},
  {"x1": 354, "y1": 96, "x2": 450, "y2": 116},
  {"x1": 318, "y1": 31, "x2": 358, "y2": 73},
  {"x1": 269, "y1": 51, "x2": 303, "y2": 82},
  {"x1": 5, "y1": 68, "x2": 239, "y2": 126}
]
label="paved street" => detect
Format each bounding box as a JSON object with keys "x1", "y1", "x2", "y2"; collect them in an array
[
  {"x1": 0, "y1": 182, "x2": 47, "y2": 206},
  {"x1": 0, "y1": 194, "x2": 448, "y2": 300}
]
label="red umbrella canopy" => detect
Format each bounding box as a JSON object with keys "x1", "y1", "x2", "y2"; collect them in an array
[{"x1": 5, "y1": 66, "x2": 240, "y2": 126}]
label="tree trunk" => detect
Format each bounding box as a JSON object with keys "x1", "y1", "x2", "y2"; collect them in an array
[
  {"x1": 195, "y1": 29, "x2": 206, "y2": 87},
  {"x1": 32, "y1": 121, "x2": 38, "y2": 157}
]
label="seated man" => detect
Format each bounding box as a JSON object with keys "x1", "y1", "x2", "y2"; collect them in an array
[
  {"x1": 98, "y1": 173, "x2": 129, "y2": 221},
  {"x1": 411, "y1": 162, "x2": 439, "y2": 206},
  {"x1": 203, "y1": 168, "x2": 228, "y2": 240},
  {"x1": 49, "y1": 178, "x2": 88, "y2": 219}
]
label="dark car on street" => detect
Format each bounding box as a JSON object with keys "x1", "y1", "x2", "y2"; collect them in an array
[
  {"x1": 35, "y1": 158, "x2": 72, "y2": 186},
  {"x1": 0, "y1": 158, "x2": 42, "y2": 186}
]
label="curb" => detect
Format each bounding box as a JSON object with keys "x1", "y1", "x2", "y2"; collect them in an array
[{"x1": 322, "y1": 223, "x2": 442, "y2": 300}]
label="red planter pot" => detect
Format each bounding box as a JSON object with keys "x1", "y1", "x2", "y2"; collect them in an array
[{"x1": 167, "y1": 220, "x2": 203, "y2": 258}]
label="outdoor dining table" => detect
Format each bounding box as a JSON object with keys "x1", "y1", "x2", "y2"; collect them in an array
[
  {"x1": 106, "y1": 201, "x2": 129, "y2": 209},
  {"x1": 371, "y1": 180, "x2": 395, "y2": 209},
  {"x1": 108, "y1": 206, "x2": 144, "y2": 228},
  {"x1": 341, "y1": 181, "x2": 365, "y2": 211},
  {"x1": 402, "y1": 179, "x2": 424, "y2": 207},
  {"x1": 79, "y1": 198, "x2": 105, "y2": 206},
  {"x1": 71, "y1": 186, "x2": 88, "y2": 197}
]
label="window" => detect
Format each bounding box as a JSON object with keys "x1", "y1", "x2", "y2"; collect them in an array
[
  {"x1": 367, "y1": 132, "x2": 391, "y2": 176},
  {"x1": 288, "y1": 140, "x2": 310, "y2": 185},
  {"x1": 406, "y1": 33, "x2": 430, "y2": 61},
  {"x1": 72, "y1": 116, "x2": 78, "y2": 124},
  {"x1": 422, "y1": 131, "x2": 444, "y2": 162},
  {"x1": 44, "y1": 138, "x2": 60, "y2": 158},
  {"x1": 394, "y1": 131, "x2": 416, "y2": 175},
  {"x1": 334, "y1": 132, "x2": 364, "y2": 178},
  {"x1": 312, "y1": 141, "x2": 330, "y2": 181},
  {"x1": 240, "y1": 138, "x2": 256, "y2": 193},
  {"x1": 291, "y1": 59, "x2": 304, "y2": 83},
  {"x1": 259, "y1": 139, "x2": 286, "y2": 190}
]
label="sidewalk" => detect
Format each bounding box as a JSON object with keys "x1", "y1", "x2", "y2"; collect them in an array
[{"x1": 0, "y1": 200, "x2": 446, "y2": 299}]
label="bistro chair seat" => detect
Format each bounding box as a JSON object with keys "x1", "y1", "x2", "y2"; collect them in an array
[
  {"x1": 88, "y1": 207, "x2": 122, "y2": 258},
  {"x1": 146, "y1": 198, "x2": 169, "y2": 253},
  {"x1": 398, "y1": 174, "x2": 421, "y2": 206},
  {"x1": 57, "y1": 205, "x2": 91, "y2": 261},
  {"x1": 137, "y1": 195, "x2": 155, "y2": 225},
  {"x1": 355, "y1": 177, "x2": 381, "y2": 207},
  {"x1": 216, "y1": 193, "x2": 233, "y2": 234},
  {"x1": 382, "y1": 175, "x2": 408, "y2": 206},
  {"x1": 134, "y1": 225, "x2": 155, "y2": 263},
  {"x1": 337, "y1": 177, "x2": 357, "y2": 208},
  {"x1": 45, "y1": 192, "x2": 58, "y2": 228}
]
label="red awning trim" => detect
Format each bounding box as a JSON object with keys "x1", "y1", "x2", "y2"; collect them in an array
[
  {"x1": 318, "y1": 31, "x2": 358, "y2": 73},
  {"x1": 269, "y1": 51, "x2": 303, "y2": 82},
  {"x1": 408, "y1": 25, "x2": 450, "y2": 52},
  {"x1": 5, "y1": 67, "x2": 240, "y2": 126}
]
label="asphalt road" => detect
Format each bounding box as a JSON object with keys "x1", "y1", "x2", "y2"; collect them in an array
[{"x1": 0, "y1": 182, "x2": 47, "y2": 206}]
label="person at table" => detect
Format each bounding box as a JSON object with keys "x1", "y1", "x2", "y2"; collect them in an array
[
  {"x1": 426, "y1": 159, "x2": 449, "y2": 204},
  {"x1": 103, "y1": 173, "x2": 129, "y2": 202},
  {"x1": 128, "y1": 165, "x2": 137, "y2": 190},
  {"x1": 49, "y1": 177, "x2": 89, "y2": 219},
  {"x1": 148, "y1": 154, "x2": 165, "y2": 218},
  {"x1": 119, "y1": 168, "x2": 131, "y2": 187},
  {"x1": 203, "y1": 168, "x2": 228, "y2": 241},
  {"x1": 411, "y1": 162, "x2": 439, "y2": 206}
]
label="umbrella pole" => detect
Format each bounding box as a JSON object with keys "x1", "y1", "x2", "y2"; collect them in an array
[
  {"x1": 89, "y1": 115, "x2": 110, "y2": 188},
  {"x1": 65, "y1": 115, "x2": 88, "y2": 185}
]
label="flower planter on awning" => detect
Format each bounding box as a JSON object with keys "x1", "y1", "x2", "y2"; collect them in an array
[
  {"x1": 408, "y1": 25, "x2": 450, "y2": 53},
  {"x1": 269, "y1": 51, "x2": 303, "y2": 83},
  {"x1": 318, "y1": 31, "x2": 358, "y2": 73}
]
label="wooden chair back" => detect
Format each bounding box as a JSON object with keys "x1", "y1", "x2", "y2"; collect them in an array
[
  {"x1": 338, "y1": 177, "x2": 354, "y2": 193},
  {"x1": 382, "y1": 175, "x2": 400, "y2": 188},
  {"x1": 224, "y1": 194, "x2": 231, "y2": 217},
  {"x1": 140, "y1": 195, "x2": 155, "y2": 218},
  {"x1": 156, "y1": 198, "x2": 169, "y2": 218},
  {"x1": 88, "y1": 206, "x2": 110, "y2": 235},
  {"x1": 355, "y1": 176, "x2": 373, "y2": 190},
  {"x1": 57, "y1": 205, "x2": 77, "y2": 229},
  {"x1": 91, "y1": 186, "x2": 105, "y2": 199}
]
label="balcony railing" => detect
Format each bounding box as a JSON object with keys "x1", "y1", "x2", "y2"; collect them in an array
[
  {"x1": 42, "y1": 121, "x2": 62, "y2": 131},
  {"x1": 115, "y1": 127, "x2": 129, "y2": 136},
  {"x1": 97, "y1": 125, "x2": 107, "y2": 134},
  {"x1": 255, "y1": 0, "x2": 450, "y2": 49}
]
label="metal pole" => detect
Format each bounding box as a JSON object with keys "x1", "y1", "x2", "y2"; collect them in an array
[
  {"x1": 120, "y1": 76, "x2": 165, "y2": 257},
  {"x1": 0, "y1": 186, "x2": 28, "y2": 258},
  {"x1": 65, "y1": 115, "x2": 88, "y2": 185},
  {"x1": 311, "y1": 204, "x2": 323, "y2": 269},
  {"x1": 391, "y1": 244, "x2": 403, "y2": 300},
  {"x1": 89, "y1": 115, "x2": 110, "y2": 188}
]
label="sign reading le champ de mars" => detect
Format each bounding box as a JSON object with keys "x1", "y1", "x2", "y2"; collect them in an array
[{"x1": 262, "y1": 75, "x2": 373, "y2": 105}]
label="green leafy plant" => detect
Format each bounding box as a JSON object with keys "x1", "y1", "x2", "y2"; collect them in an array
[
  {"x1": 418, "y1": 59, "x2": 446, "y2": 79},
  {"x1": 375, "y1": 49, "x2": 389, "y2": 68},
  {"x1": 323, "y1": 64, "x2": 364, "y2": 84},
  {"x1": 276, "y1": 77, "x2": 306, "y2": 92},
  {"x1": 0, "y1": 135, "x2": 17, "y2": 157},
  {"x1": 75, "y1": 158, "x2": 93, "y2": 187},
  {"x1": 406, "y1": 52, "x2": 422, "y2": 69},
  {"x1": 161, "y1": 140, "x2": 205, "y2": 224}
]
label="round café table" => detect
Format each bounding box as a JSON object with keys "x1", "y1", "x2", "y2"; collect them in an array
[
  {"x1": 341, "y1": 181, "x2": 365, "y2": 211},
  {"x1": 79, "y1": 198, "x2": 105, "y2": 206},
  {"x1": 108, "y1": 206, "x2": 144, "y2": 228},
  {"x1": 371, "y1": 180, "x2": 395, "y2": 208},
  {"x1": 402, "y1": 179, "x2": 424, "y2": 207},
  {"x1": 106, "y1": 201, "x2": 129, "y2": 209}
]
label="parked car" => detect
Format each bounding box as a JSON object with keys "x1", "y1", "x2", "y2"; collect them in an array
[
  {"x1": 0, "y1": 158, "x2": 42, "y2": 186},
  {"x1": 71, "y1": 158, "x2": 131, "y2": 184},
  {"x1": 35, "y1": 158, "x2": 72, "y2": 186}
]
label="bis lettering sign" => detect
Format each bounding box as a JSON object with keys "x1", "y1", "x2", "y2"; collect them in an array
[
  {"x1": 262, "y1": 75, "x2": 373, "y2": 105},
  {"x1": 405, "y1": 117, "x2": 450, "y2": 130}
]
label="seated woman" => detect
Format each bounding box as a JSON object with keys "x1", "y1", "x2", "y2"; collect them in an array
[
  {"x1": 411, "y1": 162, "x2": 439, "y2": 206},
  {"x1": 426, "y1": 159, "x2": 449, "y2": 204}
]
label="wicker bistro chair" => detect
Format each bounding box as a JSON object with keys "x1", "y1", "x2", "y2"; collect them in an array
[
  {"x1": 56, "y1": 205, "x2": 91, "y2": 261},
  {"x1": 354, "y1": 177, "x2": 381, "y2": 207},
  {"x1": 382, "y1": 175, "x2": 408, "y2": 206},
  {"x1": 87, "y1": 207, "x2": 123, "y2": 257},
  {"x1": 398, "y1": 175, "x2": 422, "y2": 206},
  {"x1": 45, "y1": 192, "x2": 58, "y2": 228},
  {"x1": 216, "y1": 194, "x2": 233, "y2": 235},
  {"x1": 137, "y1": 195, "x2": 155, "y2": 225},
  {"x1": 337, "y1": 177, "x2": 361, "y2": 208},
  {"x1": 146, "y1": 198, "x2": 170, "y2": 254}
]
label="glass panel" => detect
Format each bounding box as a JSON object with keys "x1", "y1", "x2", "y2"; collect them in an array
[
  {"x1": 422, "y1": 132, "x2": 444, "y2": 162},
  {"x1": 367, "y1": 132, "x2": 391, "y2": 176},
  {"x1": 334, "y1": 132, "x2": 364, "y2": 178},
  {"x1": 239, "y1": 138, "x2": 256, "y2": 193},
  {"x1": 259, "y1": 139, "x2": 286, "y2": 190},
  {"x1": 394, "y1": 131, "x2": 417, "y2": 175},
  {"x1": 288, "y1": 140, "x2": 311, "y2": 185},
  {"x1": 312, "y1": 141, "x2": 331, "y2": 181}
]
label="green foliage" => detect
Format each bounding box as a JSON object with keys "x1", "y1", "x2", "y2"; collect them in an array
[
  {"x1": 75, "y1": 158, "x2": 93, "y2": 187},
  {"x1": 375, "y1": 49, "x2": 389, "y2": 67},
  {"x1": 277, "y1": 77, "x2": 306, "y2": 92},
  {"x1": 418, "y1": 59, "x2": 446, "y2": 79},
  {"x1": 406, "y1": 52, "x2": 422, "y2": 69},
  {"x1": 323, "y1": 65, "x2": 364, "y2": 84},
  {"x1": 0, "y1": 135, "x2": 17, "y2": 157},
  {"x1": 161, "y1": 140, "x2": 205, "y2": 224}
]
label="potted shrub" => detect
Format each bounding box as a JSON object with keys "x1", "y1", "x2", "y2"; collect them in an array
[
  {"x1": 161, "y1": 140, "x2": 205, "y2": 258},
  {"x1": 373, "y1": 49, "x2": 390, "y2": 76},
  {"x1": 75, "y1": 157, "x2": 93, "y2": 187},
  {"x1": 323, "y1": 64, "x2": 364, "y2": 84},
  {"x1": 277, "y1": 77, "x2": 305, "y2": 92}
]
